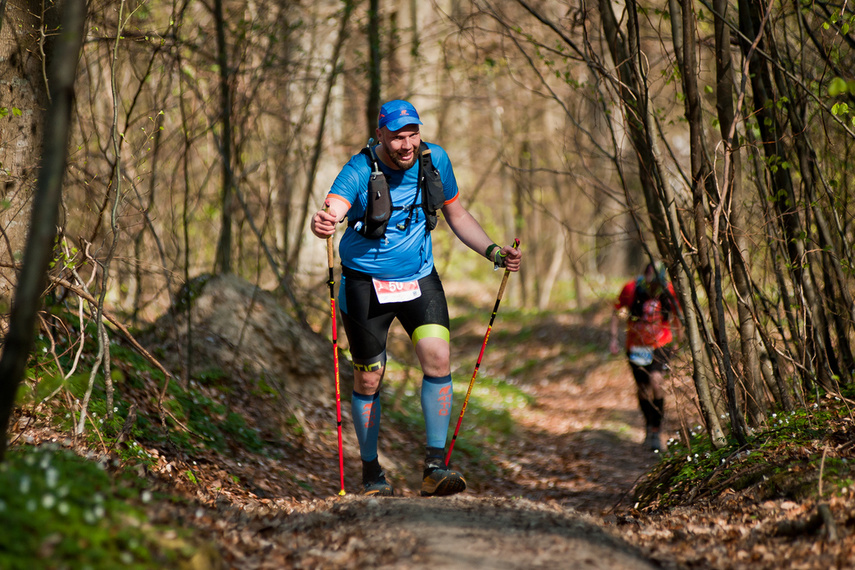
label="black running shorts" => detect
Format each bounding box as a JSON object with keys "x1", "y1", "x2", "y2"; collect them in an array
[{"x1": 339, "y1": 266, "x2": 450, "y2": 371}]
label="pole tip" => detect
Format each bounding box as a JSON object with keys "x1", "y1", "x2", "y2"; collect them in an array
[{"x1": 338, "y1": 489, "x2": 346, "y2": 496}]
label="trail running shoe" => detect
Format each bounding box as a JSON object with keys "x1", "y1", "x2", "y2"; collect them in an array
[
  {"x1": 421, "y1": 456, "x2": 467, "y2": 497},
  {"x1": 362, "y1": 472, "x2": 394, "y2": 496},
  {"x1": 645, "y1": 428, "x2": 663, "y2": 453},
  {"x1": 362, "y1": 457, "x2": 394, "y2": 496}
]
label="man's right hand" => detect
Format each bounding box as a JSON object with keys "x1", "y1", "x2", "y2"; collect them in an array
[
  {"x1": 311, "y1": 200, "x2": 338, "y2": 238},
  {"x1": 609, "y1": 337, "x2": 620, "y2": 355}
]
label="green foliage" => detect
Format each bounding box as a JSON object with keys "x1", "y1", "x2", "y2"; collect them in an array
[
  {"x1": 636, "y1": 397, "x2": 855, "y2": 509},
  {"x1": 25, "y1": 318, "x2": 273, "y2": 463},
  {"x1": 0, "y1": 107, "x2": 23, "y2": 119},
  {"x1": 49, "y1": 242, "x2": 80, "y2": 271},
  {"x1": 0, "y1": 446, "x2": 192, "y2": 569},
  {"x1": 830, "y1": 101, "x2": 855, "y2": 127},
  {"x1": 384, "y1": 372, "x2": 532, "y2": 453},
  {"x1": 510, "y1": 358, "x2": 540, "y2": 376},
  {"x1": 465, "y1": 376, "x2": 534, "y2": 440},
  {"x1": 284, "y1": 413, "x2": 305, "y2": 437},
  {"x1": 146, "y1": 379, "x2": 268, "y2": 456}
]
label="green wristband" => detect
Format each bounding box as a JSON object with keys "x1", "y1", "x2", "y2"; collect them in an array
[{"x1": 485, "y1": 243, "x2": 500, "y2": 260}]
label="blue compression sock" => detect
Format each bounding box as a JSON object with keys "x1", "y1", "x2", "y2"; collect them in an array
[
  {"x1": 351, "y1": 391, "x2": 381, "y2": 461},
  {"x1": 421, "y1": 374, "x2": 453, "y2": 449}
]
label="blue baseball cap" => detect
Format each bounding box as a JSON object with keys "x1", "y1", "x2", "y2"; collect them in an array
[{"x1": 378, "y1": 100, "x2": 423, "y2": 131}]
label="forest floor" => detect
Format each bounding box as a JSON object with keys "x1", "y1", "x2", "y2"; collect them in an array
[{"x1": 9, "y1": 277, "x2": 855, "y2": 569}]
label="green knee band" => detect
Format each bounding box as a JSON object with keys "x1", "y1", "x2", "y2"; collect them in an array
[{"x1": 411, "y1": 324, "x2": 450, "y2": 345}]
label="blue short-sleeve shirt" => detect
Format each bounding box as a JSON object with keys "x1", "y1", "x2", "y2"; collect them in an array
[{"x1": 327, "y1": 142, "x2": 459, "y2": 281}]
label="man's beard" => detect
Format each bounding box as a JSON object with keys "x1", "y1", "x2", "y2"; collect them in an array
[{"x1": 383, "y1": 140, "x2": 419, "y2": 170}]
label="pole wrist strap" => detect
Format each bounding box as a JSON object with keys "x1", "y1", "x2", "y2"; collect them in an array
[{"x1": 493, "y1": 248, "x2": 507, "y2": 270}]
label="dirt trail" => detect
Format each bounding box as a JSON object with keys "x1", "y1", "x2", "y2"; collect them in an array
[
  {"x1": 273, "y1": 495, "x2": 658, "y2": 569},
  {"x1": 208, "y1": 309, "x2": 687, "y2": 568}
]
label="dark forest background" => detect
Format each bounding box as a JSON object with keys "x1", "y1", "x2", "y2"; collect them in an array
[{"x1": 2, "y1": 0, "x2": 855, "y2": 471}]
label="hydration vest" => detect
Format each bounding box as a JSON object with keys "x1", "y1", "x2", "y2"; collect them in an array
[
  {"x1": 348, "y1": 142, "x2": 445, "y2": 239},
  {"x1": 629, "y1": 277, "x2": 674, "y2": 323}
]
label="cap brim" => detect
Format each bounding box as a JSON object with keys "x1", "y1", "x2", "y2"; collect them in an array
[{"x1": 383, "y1": 117, "x2": 423, "y2": 132}]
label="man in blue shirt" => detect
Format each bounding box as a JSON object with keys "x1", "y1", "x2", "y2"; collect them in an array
[{"x1": 311, "y1": 99, "x2": 521, "y2": 496}]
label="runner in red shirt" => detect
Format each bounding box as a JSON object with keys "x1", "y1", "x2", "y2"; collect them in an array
[{"x1": 609, "y1": 262, "x2": 681, "y2": 452}]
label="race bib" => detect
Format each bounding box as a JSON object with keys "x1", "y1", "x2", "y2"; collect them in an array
[
  {"x1": 628, "y1": 346, "x2": 654, "y2": 366},
  {"x1": 372, "y1": 278, "x2": 422, "y2": 304}
]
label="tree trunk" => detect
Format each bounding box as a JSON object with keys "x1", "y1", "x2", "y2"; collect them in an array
[
  {"x1": 738, "y1": 0, "x2": 835, "y2": 391},
  {"x1": 213, "y1": 0, "x2": 234, "y2": 274},
  {"x1": 0, "y1": 0, "x2": 85, "y2": 461},
  {"x1": 712, "y1": 0, "x2": 767, "y2": 422},
  {"x1": 598, "y1": 0, "x2": 726, "y2": 446},
  {"x1": 0, "y1": 0, "x2": 53, "y2": 287},
  {"x1": 674, "y1": 0, "x2": 750, "y2": 443},
  {"x1": 367, "y1": 0, "x2": 381, "y2": 138}
]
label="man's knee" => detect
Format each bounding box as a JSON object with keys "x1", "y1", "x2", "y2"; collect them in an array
[
  {"x1": 636, "y1": 383, "x2": 654, "y2": 401},
  {"x1": 354, "y1": 367, "x2": 385, "y2": 395},
  {"x1": 419, "y1": 349, "x2": 450, "y2": 377},
  {"x1": 648, "y1": 370, "x2": 666, "y2": 398},
  {"x1": 414, "y1": 333, "x2": 451, "y2": 377}
]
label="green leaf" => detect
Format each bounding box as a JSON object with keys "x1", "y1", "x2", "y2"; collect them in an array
[{"x1": 828, "y1": 77, "x2": 848, "y2": 96}]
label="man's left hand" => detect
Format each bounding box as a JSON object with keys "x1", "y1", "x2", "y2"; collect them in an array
[{"x1": 500, "y1": 244, "x2": 522, "y2": 272}]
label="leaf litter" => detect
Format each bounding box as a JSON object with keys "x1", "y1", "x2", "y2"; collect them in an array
[{"x1": 8, "y1": 277, "x2": 855, "y2": 568}]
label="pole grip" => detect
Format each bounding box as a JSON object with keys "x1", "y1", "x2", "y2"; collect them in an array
[
  {"x1": 495, "y1": 238, "x2": 519, "y2": 301},
  {"x1": 325, "y1": 204, "x2": 335, "y2": 269}
]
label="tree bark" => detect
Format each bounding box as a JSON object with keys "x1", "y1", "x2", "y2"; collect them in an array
[
  {"x1": 366, "y1": 0, "x2": 381, "y2": 138},
  {"x1": 738, "y1": 0, "x2": 835, "y2": 392},
  {"x1": 0, "y1": 0, "x2": 54, "y2": 284},
  {"x1": 213, "y1": 0, "x2": 234, "y2": 274},
  {"x1": 0, "y1": 0, "x2": 85, "y2": 461},
  {"x1": 712, "y1": 0, "x2": 766, "y2": 424},
  {"x1": 598, "y1": 0, "x2": 726, "y2": 446}
]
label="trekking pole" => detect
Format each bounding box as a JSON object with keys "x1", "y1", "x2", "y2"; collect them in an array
[
  {"x1": 445, "y1": 238, "x2": 520, "y2": 466},
  {"x1": 325, "y1": 202, "x2": 346, "y2": 495}
]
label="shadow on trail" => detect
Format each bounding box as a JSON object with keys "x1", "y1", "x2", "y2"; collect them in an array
[
  {"x1": 476, "y1": 424, "x2": 660, "y2": 515},
  {"x1": 274, "y1": 495, "x2": 660, "y2": 569},
  {"x1": 445, "y1": 306, "x2": 665, "y2": 516}
]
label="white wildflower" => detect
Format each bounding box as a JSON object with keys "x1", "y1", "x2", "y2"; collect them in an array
[
  {"x1": 45, "y1": 467, "x2": 59, "y2": 488},
  {"x1": 41, "y1": 494, "x2": 56, "y2": 509}
]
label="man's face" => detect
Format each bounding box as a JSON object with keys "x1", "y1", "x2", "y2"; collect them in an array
[
  {"x1": 644, "y1": 265, "x2": 656, "y2": 284},
  {"x1": 378, "y1": 124, "x2": 420, "y2": 170}
]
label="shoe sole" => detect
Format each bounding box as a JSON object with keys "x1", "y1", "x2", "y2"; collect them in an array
[
  {"x1": 363, "y1": 488, "x2": 394, "y2": 497},
  {"x1": 420, "y1": 475, "x2": 467, "y2": 497}
]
